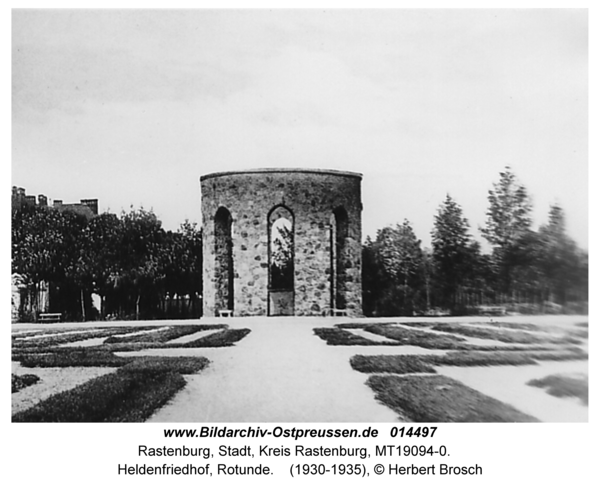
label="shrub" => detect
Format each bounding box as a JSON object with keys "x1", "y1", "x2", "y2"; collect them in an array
[{"x1": 12, "y1": 374, "x2": 40, "y2": 393}]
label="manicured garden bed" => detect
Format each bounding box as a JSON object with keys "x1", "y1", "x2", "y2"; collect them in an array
[
  {"x1": 12, "y1": 373, "x2": 40, "y2": 393},
  {"x1": 430, "y1": 323, "x2": 580, "y2": 345},
  {"x1": 104, "y1": 324, "x2": 224, "y2": 344},
  {"x1": 367, "y1": 374, "x2": 539, "y2": 422},
  {"x1": 528, "y1": 373, "x2": 588, "y2": 405},
  {"x1": 12, "y1": 356, "x2": 209, "y2": 422},
  {"x1": 10, "y1": 323, "x2": 251, "y2": 422},
  {"x1": 313, "y1": 328, "x2": 384, "y2": 346},
  {"x1": 12, "y1": 326, "x2": 157, "y2": 348},
  {"x1": 315, "y1": 325, "x2": 559, "y2": 352},
  {"x1": 350, "y1": 349, "x2": 588, "y2": 374}
]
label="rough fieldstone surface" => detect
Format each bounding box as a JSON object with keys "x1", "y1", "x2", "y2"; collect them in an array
[{"x1": 201, "y1": 169, "x2": 362, "y2": 317}]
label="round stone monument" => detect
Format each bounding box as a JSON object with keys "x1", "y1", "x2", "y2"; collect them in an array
[{"x1": 200, "y1": 168, "x2": 362, "y2": 317}]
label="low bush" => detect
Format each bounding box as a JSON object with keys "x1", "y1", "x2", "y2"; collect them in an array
[
  {"x1": 528, "y1": 374, "x2": 588, "y2": 405},
  {"x1": 364, "y1": 324, "x2": 466, "y2": 349},
  {"x1": 16, "y1": 349, "x2": 132, "y2": 368},
  {"x1": 431, "y1": 323, "x2": 581, "y2": 345},
  {"x1": 317, "y1": 325, "x2": 558, "y2": 352},
  {"x1": 567, "y1": 329, "x2": 588, "y2": 339},
  {"x1": 12, "y1": 369, "x2": 185, "y2": 422},
  {"x1": 366, "y1": 374, "x2": 539, "y2": 422},
  {"x1": 102, "y1": 328, "x2": 252, "y2": 350},
  {"x1": 12, "y1": 373, "x2": 40, "y2": 393},
  {"x1": 12, "y1": 326, "x2": 157, "y2": 348},
  {"x1": 350, "y1": 355, "x2": 436, "y2": 374},
  {"x1": 430, "y1": 350, "x2": 588, "y2": 367},
  {"x1": 12, "y1": 355, "x2": 210, "y2": 422},
  {"x1": 351, "y1": 349, "x2": 588, "y2": 374},
  {"x1": 104, "y1": 325, "x2": 224, "y2": 344},
  {"x1": 459, "y1": 322, "x2": 541, "y2": 332},
  {"x1": 176, "y1": 328, "x2": 251, "y2": 347},
  {"x1": 121, "y1": 356, "x2": 209, "y2": 374},
  {"x1": 313, "y1": 328, "x2": 384, "y2": 346}
]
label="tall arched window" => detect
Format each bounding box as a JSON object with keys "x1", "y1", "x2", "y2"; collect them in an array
[
  {"x1": 214, "y1": 207, "x2": 234, "y2": 313},
  {"x1": 331, "y1": 207, "x2": 349, "y2": 310},
  {"x1": 268, "y1": 205, "x2": 294, "y2": 316}
]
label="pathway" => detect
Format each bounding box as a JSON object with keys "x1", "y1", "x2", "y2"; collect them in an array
[{"x1": 123, "y1": 318, "x2": 400, "y2": 422}]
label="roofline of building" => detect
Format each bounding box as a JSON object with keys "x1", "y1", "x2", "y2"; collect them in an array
[{"x1": 200, "y1": 167, "x2": 363, "y2": 182}]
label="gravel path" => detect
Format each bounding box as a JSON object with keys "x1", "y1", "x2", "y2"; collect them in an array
[
  {"x1": 12, "y1": 362, "x2": 116, "y2": 414},
  {"x1": 13, "y1": 315, "x2": 588, "y2": 422},
  {"x1": 124, "y1": 318, "x2": 404, "y2": 422}
]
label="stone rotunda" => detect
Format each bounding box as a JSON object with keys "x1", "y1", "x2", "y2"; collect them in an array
[{"x1": 201, "y1": 168, "x2": 362, "y2": 317}]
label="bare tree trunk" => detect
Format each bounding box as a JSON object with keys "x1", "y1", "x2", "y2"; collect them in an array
[
  {"x1": 81, "y1": 288, "x2": 86, "y2": 321},
  {"x1": 33, "y1": 282, "x2": 39, "y2": 321}
]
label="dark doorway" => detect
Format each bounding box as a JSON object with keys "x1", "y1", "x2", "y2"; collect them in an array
[
  {"x1": 331, "y1": 207, "x2": 349, "y2": 310},
  {"x1": 214, "y1": 207, "x2": 234, "y2": 314}
]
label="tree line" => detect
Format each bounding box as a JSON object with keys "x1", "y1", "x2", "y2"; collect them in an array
[
  {"x1": 12, "y1": 167, "x2": 587, "y2": 322},
  {"x1": 363, "y1": 167, "x2": 588, "y2": 316},
  {"x1": 12, "y1": 206, "x2": 202, "y2": 321}
]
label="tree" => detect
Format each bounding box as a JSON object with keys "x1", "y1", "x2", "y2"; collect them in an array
[
  {"x1": 118, "y1": 207, "x2": 166, "y2": 320},
  {"x1": 71, "y1": 213, "x2": 123, "y2": 319},
  {"x1": 12, "y1": 205, "x2": 87, "y2": 319},
  {"x1": 431, "y1": 195, "x2": 476, "y2": 311},
  {"x1": 160, "y1": 220, "x2": 203, "y2": 317},
  {"x1": 270, "y1": 221, "x2": 294, "y2": 290},
  {"x1": 362, "y1": 220, "x2": 425, "y2": 316},
  {"x1": 537, "y1": 204, "x2": 586, "y2": 305},
  {"x1": 481, "y1": 167, "x2": 533, "y2": 296}
]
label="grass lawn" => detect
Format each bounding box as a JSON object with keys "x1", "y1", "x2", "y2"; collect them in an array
[
  {"x1": 313, "y1": 327, "x2": 385, "y2": 346},
  {"x1": 14, "y1": 349, "x2": 132, "y2": 368},
  {"x1": 11, "y1": 326, "x2": 157, "y2": 348},
  {"x1": 314, "y1": 325, "x2": 466, "y2": 348},
  {"x1": 102, "y1": 328, "x2": 252, "y2": 350},
  {"x1": 528, "y1": 373, "x2": 588, "y2": 405},
  {"x1": 12, "y1": 356, "x2": 209, "y2": 422},
  {"x1": 351, "y1": 349, "x2": 588, "y2": 373},
  {"x1": 351, "y1": 355, "x2": 436, "y2": 374},
  {"x1": 364, "y1": 324, "x2": 466, "y2": 349},
  {"x1": 431, "y1": 323, "x2": 580, "y2": 345},
  {"x1": 11, "y1": 323, "x2": 249, "y2": 422},
  {"x1": 367, "y1": 374, "x2": 539, "y2": 422},
  {"x1": 314, "y1": 325, "x2": 560, "y2": 352},
  {"x1": 104, "y1": 324, "x2": 224, "y2": 344},
  {"x1": 12, "y1": 374, "x2": 40, "y2": 393}
]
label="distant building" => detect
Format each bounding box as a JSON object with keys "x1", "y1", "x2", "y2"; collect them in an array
[
  {"x1": 12, "y1": 186, "x2": 100, "y2": 322},
  {"x1": 53, "y1": 198, "x2": 98, "y2": 220},
  {"x1": 12, "y1": 186, "x2": 98, "y2": 220}
]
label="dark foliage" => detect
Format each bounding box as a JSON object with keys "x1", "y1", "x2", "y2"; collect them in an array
[
  {"x1": 12, "y1": 206, "x2": 202, "y2": 322},
  {"x1": 12, "y1": 374, "x2": 40, "y2": 393},
  {"x1": 362, "y1": 168, "x2": 587, "y2": 317}
]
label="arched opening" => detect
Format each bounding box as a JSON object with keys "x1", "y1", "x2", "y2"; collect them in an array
[
  {"x1": 331, "y1": 207, "x2": 349, "y2": 311},
  {"x1": 214, "y1": 207, "x2": 234, "y2": 314},
  {"x1": 268, "y1": 206, "x2": 294, "y2": 316}
]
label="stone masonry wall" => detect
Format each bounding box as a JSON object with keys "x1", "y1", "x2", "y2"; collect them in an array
[{"x1": 201, "y1": 169, "x2": 362, "y2": 317}]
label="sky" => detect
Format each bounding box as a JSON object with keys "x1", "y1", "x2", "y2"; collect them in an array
[{"x1": 11, "y1": 9, "x2": 588, "y2": 250}]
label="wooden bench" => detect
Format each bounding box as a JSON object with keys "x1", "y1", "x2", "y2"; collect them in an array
[
  {"x1": 217, "y1": 309, "x2": 233, "y2": 318},
  {"x1": 39, "y1": 312, "x2": 62, "y2": 323},
  {"x1": 326, "y1": 308, "x2": 348, "y2": 317}
]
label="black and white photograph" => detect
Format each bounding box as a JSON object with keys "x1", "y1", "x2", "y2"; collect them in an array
[{"x1": 8, "y1": 5, "x2": 593, "y2": 485}]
